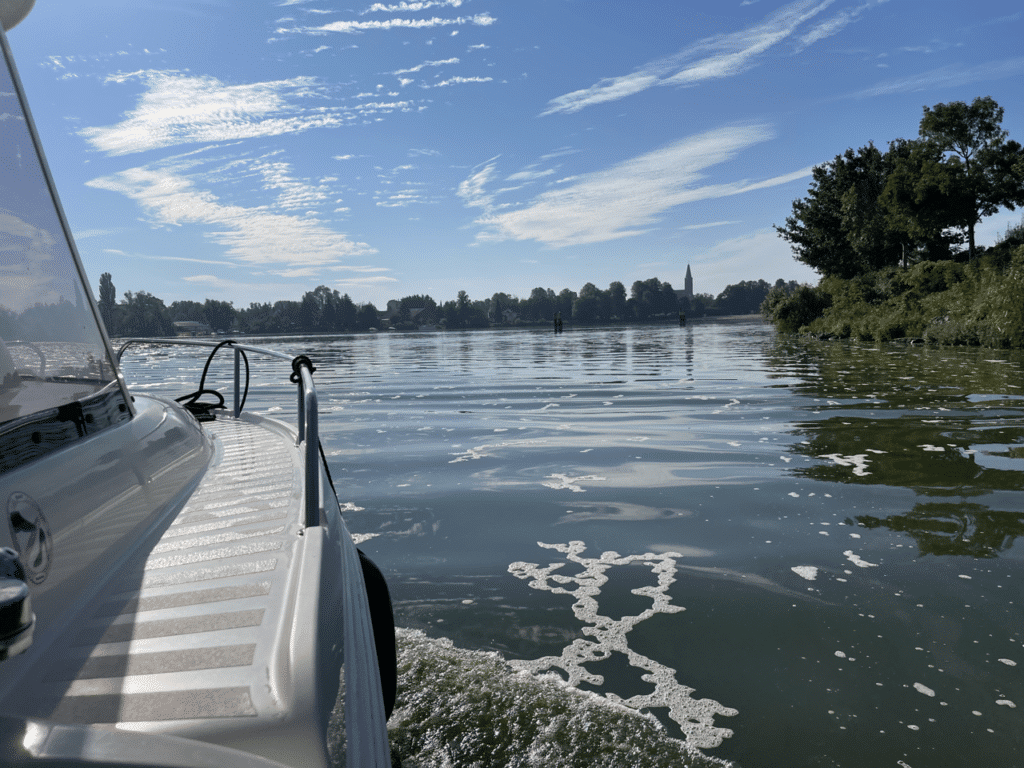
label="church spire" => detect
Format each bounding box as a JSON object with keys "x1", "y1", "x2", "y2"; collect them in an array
[{"x1": 684, "y1": 264, "x2": 693, "y2": 298}]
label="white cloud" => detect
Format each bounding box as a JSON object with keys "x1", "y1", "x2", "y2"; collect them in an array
[
  {"x1": 431, "y1": 76, "x2": 492, "y2": 87},
  {"x1": 797, "y1": 0, "x2": 890, "y2": 51},
  {"x1": 505, "y1": 168, "x2": 555, "y2": 182},
  {"x1": 282, "y1": 13, "x2": 496, "y2": 35},
  {"x1": 682, "y1": 220, "x2": 742, "y2": 230},
  {"x1": 851, "y1": 57, "x2": 1024, "y2": 98},
  {"x1": 393, "y1": 57, "x2": 459, "y2": 74},
  {"x1": 80, "y1": 71, "x2": 353, "y2": 155},
  {"x1": 541, "y1": 0, "x2": 847, "y2": 115},
  {"x1": 468, "y1": 126, "x2": 811, "y2": 248},
  {"x1": 456, "y1": 158, "x2": 500, "y2": 209},
  {"x1": 86, "y1": 164, "x2": 375, "y2": 267},
  {"x1": 364, "y1": 1, "x2": 465, "y2": 13}
]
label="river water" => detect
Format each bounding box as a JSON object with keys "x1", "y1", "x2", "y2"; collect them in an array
[{"x1": 120, "y1": 319, "x2": 1024, "y2": 768}]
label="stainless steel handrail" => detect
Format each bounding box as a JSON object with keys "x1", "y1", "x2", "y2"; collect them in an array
[{"x1": 116, "y1": 338, "x2": 323, "y2": 528}]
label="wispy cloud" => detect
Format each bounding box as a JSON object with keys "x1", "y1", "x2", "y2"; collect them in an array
[
  {"x1": 465, "y1": 126, "x2": 811, "y2": 248},
  {"x1": 797, "y1": 0, "x2": 890, "y2": 51},
  {"x1": 682, "y1": 221, "x2": 742, "y2": 230},
  {"x1": 87, "y1": 164, "x2": 375, "y2": 267},
  {"x1": 540, "y1": 0, "x2": 874, "y2": 115},
  {"x1": 431, "y1": 76, "x2": 492, "y2": 87},
  {"x1": 363, "y1": 1, "x2": 465, "y2": 13},
  {"x1": 393, "y1": 57, "x2": 459, "y2": 74},
  {"x1": 280, "y1": 13, "x2": 495, "y2": 35},
  {"x1": 80, "y1": 71, "x2": 356, "y2": 155},
  {"x1": 851, "y1": 57, "x2": 1024, "y2": 98}
]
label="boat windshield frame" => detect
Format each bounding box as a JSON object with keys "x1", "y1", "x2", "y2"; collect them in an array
[{"x1": 0, "y1": 24, "x2": 134, "y2": 425}]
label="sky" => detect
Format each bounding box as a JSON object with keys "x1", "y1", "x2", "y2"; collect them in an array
[{"x1": 6, "y1": 0, "x2": 1024, "y2": 309}]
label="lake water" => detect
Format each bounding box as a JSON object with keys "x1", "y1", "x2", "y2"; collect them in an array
[{"x1": 120, "y1": 319, "x2": 1024, "y2": 768}]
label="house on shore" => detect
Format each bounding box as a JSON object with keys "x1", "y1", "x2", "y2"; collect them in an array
[{"x1": 173, "y1": 320, "x2": 213, "y2": 337}]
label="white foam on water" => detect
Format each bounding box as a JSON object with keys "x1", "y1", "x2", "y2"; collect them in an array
[
  {"x1": 913, "y1": 683, "x2": 936, "y2": 697},
  {"x1": 792, "y1": 566, "x2": 818, "y2": 581},
  {"x1": 507, "y1": 541, "x2": 738, "y2": 750},
  {"x1": 818, "y1": 453, "x2": 873, "y2": 476},
  {"x1": 996, "y1": 699, "x2": 1016, "y2": 708},
  {"x1": 844, "y1": 550, "x2": 879, "y2": 568},
  {"x1": 998, "y1": 658, "x2": 1017, "y2": 666},
  {"x1": 385, "y1": 628, "x2": 732, "y2": 768},
  {"x1": 542, "y1": 474, "x2": 606, "y2": 493}
]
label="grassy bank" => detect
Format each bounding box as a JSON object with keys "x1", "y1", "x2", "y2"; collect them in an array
[{"x1": 762, "y1": 242, "x2": 1024, "y2": 348}]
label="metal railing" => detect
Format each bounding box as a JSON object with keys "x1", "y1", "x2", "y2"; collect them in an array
[{"x1": 116, "y1": 338, "x2": 321, "y2": 527}]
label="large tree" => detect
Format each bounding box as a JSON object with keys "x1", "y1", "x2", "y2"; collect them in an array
[
  {"x1": 775, "y1": 144, "x2": 903, "y2": 278},
  {"x1": 915, "y1": 96, "x2": 1024, "y2": 259}
]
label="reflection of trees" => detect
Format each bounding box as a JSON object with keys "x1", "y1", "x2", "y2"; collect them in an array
[
  {"x1": 789, "y1": 414, "x2": 1024, "y2": 495},
  {"x1": 856, "y1": 502, "x2": 1024, "y2": 558}
]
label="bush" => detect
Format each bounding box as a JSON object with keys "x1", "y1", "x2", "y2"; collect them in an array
[
  {"x1": 767, "y1": 247, "x2": 1024, "y2": 348},
  {"x1": 762, "y1": 284, "x2": 831, "y2": 333}
]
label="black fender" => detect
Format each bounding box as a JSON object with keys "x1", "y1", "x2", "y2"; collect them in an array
[{"x1": 357, "y1": 549, "x2": 397, "y2": 720}]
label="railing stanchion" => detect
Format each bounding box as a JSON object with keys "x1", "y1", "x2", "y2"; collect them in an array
[
  {"x1": 233, "y1": 346, "x2": 242, "y2": 418},
  {"x1": 300, "y1": 366, "x2": 319, "y2": 527}
]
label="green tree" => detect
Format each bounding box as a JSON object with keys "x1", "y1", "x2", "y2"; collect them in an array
[
  {"x1": 608, "y1": 281, "x2": 627, "y2": 319},
  {"x1": 98, "y1": 272, "x2": 119, "y2": 335},
  {"x1": 572, "y1": 283, "x2": 603, "y2": 323},
  {"x1": 121, "y1": 291, "x2": 173, "y2": 337},
  {"x1": 203, "y1": 299, "x2": 236, "y2": 333},
  {"x1": 916, "y1": 96, "x2": 1024, "y2": 260},
  {"x1": 522, "y1": 287, "x2": 555, "y2": 322},
  {"x1": 716, "y1": 280, "x2": 773, "y2": 315},
  {"x1": 776, "y1": 145, "x2": 904, "y2": 278}
]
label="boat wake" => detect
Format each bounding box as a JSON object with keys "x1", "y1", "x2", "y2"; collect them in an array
[{"x1": 384, "y1": 627, "x2": 732, "y2": 768}]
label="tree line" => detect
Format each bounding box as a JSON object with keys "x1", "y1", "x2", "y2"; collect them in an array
[
  {"x1": 765, "y1": 96, "x2": 1024, "y2": 347},
  {"x1": 94, "y1": 272, "x2": 791, "y2": 338}
]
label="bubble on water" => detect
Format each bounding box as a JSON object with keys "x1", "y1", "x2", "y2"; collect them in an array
[
  {"x1": 835, "y1": 651, "x2": 847, "y2": 659},
  {"x1": 844, "y1": 550, "x2": 880, "y2": 568},
  {"x1": 913, "y1": 683, "x2": 936, "y2": 697},
  {"x1": 792, "y1": 566, "x2": 818, "y2": 581},
  {"x1": 508, "y1": 541, "x2": 738, "y2": 750},
  {"x1": 998, "y1": 658, "x2": 1017, "y2": 666},
  {"x1": 818, "y1": 453, "x2": 873, "y2": 476},
  {"x1": 996, "y1": 699, "x2": 1016, "y2": 708},
  {"x1": 449, "y1": 445, "x2": 491, "y2": 463},
  {"x1": 542, "y1": 474, "x2": 606, "y2": 493}
]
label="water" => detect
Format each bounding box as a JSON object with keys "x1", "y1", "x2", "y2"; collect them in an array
[{"x1": 120, "y1": 320, "x2": 1024, "y2": 768}]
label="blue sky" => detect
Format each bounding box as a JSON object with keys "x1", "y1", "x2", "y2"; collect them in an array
[{"x1": 7, "y1": 0, "x2": 1024, "y2": 308}]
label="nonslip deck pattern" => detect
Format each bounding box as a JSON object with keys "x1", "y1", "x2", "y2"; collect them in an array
[{"x1": 31, "y1": 417, "x2": 304, "y2": 725}]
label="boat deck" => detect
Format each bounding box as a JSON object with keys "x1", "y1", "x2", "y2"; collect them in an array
[{"x1": 27, "y1": 415, "x2": 312, "y2": 728}]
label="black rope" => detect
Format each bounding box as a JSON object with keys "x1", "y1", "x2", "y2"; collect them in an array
[
  {"x1": 175, "y1": 340, "x2": 250, "y2": 421},
  {"x1": 290, "y1": 354, "x2": 316, "y2": 383}
]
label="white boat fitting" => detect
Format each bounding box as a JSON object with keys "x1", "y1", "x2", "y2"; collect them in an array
[{"x1": 0, "y1": 3, "x2": 394, "y2": 766}]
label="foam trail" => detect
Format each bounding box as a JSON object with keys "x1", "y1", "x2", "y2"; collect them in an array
[{"x1": 508, "y1": 541, "x2": 738, "y2": 749}]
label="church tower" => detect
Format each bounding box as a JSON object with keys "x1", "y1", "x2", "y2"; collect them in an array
[{"x1": 684, "y1": 264, "x2": 693, "y2": 299}]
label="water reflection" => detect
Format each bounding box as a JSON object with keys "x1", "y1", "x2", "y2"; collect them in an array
[
  {"x1": 855, "y1": 501, "x2": 1024, "y2": 558},
  {"x1": 763, "y1": 336, "x2": 1024, "y2": 561}
]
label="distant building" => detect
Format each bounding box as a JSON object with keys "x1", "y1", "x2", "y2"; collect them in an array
[
  {"x1": 675, "y1": 264, "x2": 694, "y2": 302},
  {"x1": 173, "y1": 320, "x2": 212, "y2": 337}
]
